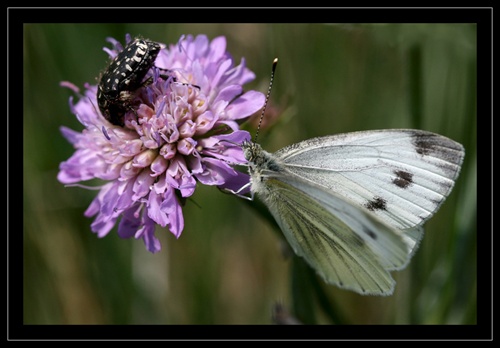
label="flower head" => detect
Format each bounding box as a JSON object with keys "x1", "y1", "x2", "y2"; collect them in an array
[{"x1": 58, "y1": 34, "x2": 265, "y2": 252}]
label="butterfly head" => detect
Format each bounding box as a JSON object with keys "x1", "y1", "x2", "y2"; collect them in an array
[
  {"x1": 242, "y1": 140, "x2": 281, "y2": 175},
  {"x1": 242, "y1": 141, "x2": 262, "y2": 164}
]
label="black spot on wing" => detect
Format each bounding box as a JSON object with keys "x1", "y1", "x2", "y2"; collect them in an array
[
  {"x1": 393, "y1": 170, "x2": 413, "y2": 189},
  {"x1": 413, "y1": 133, "x2": 436, "y2": 156},
  {"x1": 411, "y1": 131, "x2": 465, "y2": 179},
  {"x1": 365, "y1": 196, "x2": 387, "y2": 211},
  {"x1": 363, "y1": 226, "x2": 378, "y2": 240},
  {"x1": 412, "y1": 132, "x2": 463, "y2": 161}
]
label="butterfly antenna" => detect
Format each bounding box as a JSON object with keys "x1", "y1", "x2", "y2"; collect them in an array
[{"x1": 254, "y1": 58, "x2": 278, "y2": 143}]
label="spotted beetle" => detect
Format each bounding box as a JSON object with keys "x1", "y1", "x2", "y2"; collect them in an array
[{"x1": 97, "y1": 38, "x2": 162, "y2": 126}]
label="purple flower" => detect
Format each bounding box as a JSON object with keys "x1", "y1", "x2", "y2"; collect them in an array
[{"x1": 58, "y1": 34, "x2": 265, "y2": 253}]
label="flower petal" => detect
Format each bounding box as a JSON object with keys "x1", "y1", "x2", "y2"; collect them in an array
[
  {"x1": 137, "y1": 216, "x2": 162, "y2": 253},
  {"x1": 224, "y1": 90, "x2": 266, "y2": 120},
  {"x1": 160, "y1": 187, "x2": 184, "y2": 238},
  {"x1": 195, "y1": 157, "x2": 237, "y2": 186},
  {"x1": 118, "y1": 206, "x2": 142, "y2": 239},
  {"x1": 147, "y1": 191, "x2": 169, "y2": 227},
  {"x1": 217, "y1": 171, "x2": 251, "y2": 195}
]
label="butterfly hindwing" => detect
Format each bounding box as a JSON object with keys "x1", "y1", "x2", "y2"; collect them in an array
[{"x1": 260, "y1": 175, "x2": 411, "y2": 295}]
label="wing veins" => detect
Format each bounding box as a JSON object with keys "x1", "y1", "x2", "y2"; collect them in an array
[{"x1": 269, "y1": 180, "x2": 396, "y2": 294}]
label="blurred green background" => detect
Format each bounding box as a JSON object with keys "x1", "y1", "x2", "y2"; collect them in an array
[{"x1": 23, "y1": 23, "x2": 476, "y2": 325}]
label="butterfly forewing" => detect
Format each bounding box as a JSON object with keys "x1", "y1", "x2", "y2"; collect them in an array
[{"x1": 274, "y1": 129, "x2": 465, "y2": 230}]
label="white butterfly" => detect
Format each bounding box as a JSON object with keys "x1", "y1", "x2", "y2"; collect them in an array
[{"x1": 238, "y1": 129, "x2": 464, "y2": 296}]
